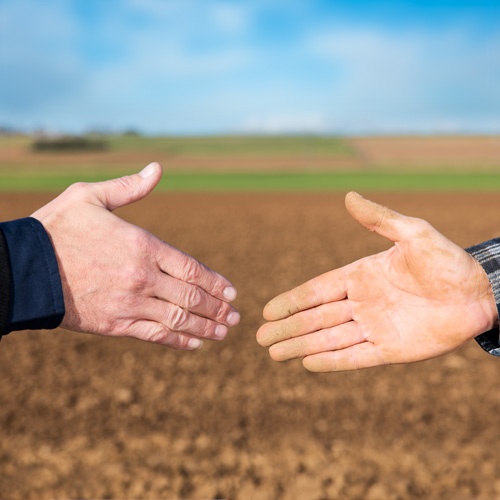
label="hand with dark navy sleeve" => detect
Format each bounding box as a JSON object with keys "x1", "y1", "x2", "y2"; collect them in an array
[{"x1": 0, "y1": 162, "x2": 240, "y2": 349}]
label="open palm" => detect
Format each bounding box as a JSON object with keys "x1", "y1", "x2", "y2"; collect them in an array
[{"x1": 257, "y1": 193, "x2": 497, "y2": 372}]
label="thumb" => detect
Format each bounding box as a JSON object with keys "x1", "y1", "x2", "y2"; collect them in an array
[
  {"x1": 93, "y1": 162, "x2": 162, "y2": 211},
  {"x1": 345, "y1": 191, "x2": 409, "y2": 242}
]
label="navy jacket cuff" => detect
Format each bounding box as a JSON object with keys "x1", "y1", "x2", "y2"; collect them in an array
[
  {"x1": 0, "y1": 217, "x2": 65, "y2": 335},
  {"x1": 0, "y1": 229, "x2": 10, "y2": 334}
]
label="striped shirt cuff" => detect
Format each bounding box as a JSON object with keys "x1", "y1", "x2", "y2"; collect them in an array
[{"x1": 466, "y1": 238, "x2": 500, "y2": 356}]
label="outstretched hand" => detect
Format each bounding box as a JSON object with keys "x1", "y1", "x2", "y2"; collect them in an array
[
  {"x1": 257, "y1": 192, "x2": 498, "y2": 371},
  {"x1": 32, "y1": 162, "x2": 239, "y2": 350}
]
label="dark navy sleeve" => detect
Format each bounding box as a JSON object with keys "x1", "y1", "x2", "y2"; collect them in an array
[
  {"x1": 0, "y1": 217, "x2": 65, "y2": 337},
  {"x1": 0, "y1": 229, "x2": 10, "y2": 334}
]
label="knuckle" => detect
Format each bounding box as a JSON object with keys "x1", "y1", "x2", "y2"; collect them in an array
[
  {"x1": 122, "y1": 293, "x2": 146, "y2": 310},
  {"x1": 149, "y1": 327, "x2": 181, "y2": 347},
  {"x1": 214, "y1": 301, "x2": 228, "y2": 323},
  {"x1": 131, "y1": 230, "x2": 154, "y2": 255},
  {"x1": 147, "y1": 326, "x2": 168, "y2": 344},
  {"x1": 67, "y1": 181, "x2": 91, "y2": 198},
  {"x1": 374, "y1": 210, "x2": 387, "y2": 231},
  {"x1": 169, "y1": 306, "x2": 189, "y2": 330},
  {"x1": 151, "y1": 328, "x2": 193, "y2": 350},
  {"x1": 209, "y1": 277, "x2": 226, "y2": 297},
  {"x1": 124, "y1": 265, "x2": 150, "y2": 292},
  {"x1": 185, "y1": 286, "x2": 202, "y2": 308},
  {"x1": 184, "y1": 258, "x2": 203, "y2": 283},
  {"x1": 114, "y1": 176, "x2": 134, "y2": 192},
  {"x1": 175, "y1": 335, "x2": 195, "y2": 350},
  {"x1": 412, "y1": 217, "x2": 432, "y2": 230},
  {"x1": 106, "y1": 318, "x2": 130, "y2": 337}
]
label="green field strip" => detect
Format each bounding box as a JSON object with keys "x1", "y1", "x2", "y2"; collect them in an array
[
  {"x1": 2, "y1": 171, "x2": 500, "y2": 192},
  {"x1": 103, "y1": 135, "x2": 357, "y2": 156}
]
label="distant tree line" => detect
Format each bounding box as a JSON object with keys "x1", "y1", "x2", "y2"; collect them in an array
[{"x1": 31, "y1": 135, "x2": 108, "y2": 152}]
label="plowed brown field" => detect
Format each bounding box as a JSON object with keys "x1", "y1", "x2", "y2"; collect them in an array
[{"x1": 2, "y1": 191, "x2": 500, "y2": 500}]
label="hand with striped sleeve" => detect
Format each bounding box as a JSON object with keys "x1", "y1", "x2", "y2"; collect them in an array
[{"x1": 257, "y1": 193, "x2": 498, "y2": 372}]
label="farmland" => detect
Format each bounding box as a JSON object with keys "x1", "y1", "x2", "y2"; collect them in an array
[
  {"x1": 1, "y1": 136, "x2": 500, "y2": 499},
  {"x1": 0, "y1": 134, "x2": 500, "y2": 191}
]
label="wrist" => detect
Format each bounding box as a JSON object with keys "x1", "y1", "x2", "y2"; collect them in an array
[{"x1": 473, "y1": 258, "x2": 499, "y2": 335}]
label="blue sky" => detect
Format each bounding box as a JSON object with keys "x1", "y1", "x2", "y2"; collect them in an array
[{"x1": 1, "y1": 0, "x2": 499, "y2": 135}]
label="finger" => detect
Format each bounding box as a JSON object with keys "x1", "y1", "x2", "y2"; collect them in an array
[
  {"x1": 268, "y1": 322, "x2": 363, "y2": 362},
  {"x1": 125, "y1": 320, "x2": 205, "y2": 350},
  {"x1": 92, "y1": 162, "x2": 163, "y2": 211},
  {"x1": 257, "y1": 300, "x2": 352, "y2": 347},
  {"x1": 303, "y1": 342, "x2": 384, "y2": 372},
  {"x1": 263, "y1": 268, "x2": 346, "y2": 321},
  {"x1": 154, "y1": 274, "x2": 240, "y2": 326},
  {"x1": 145, "y1": 299, "x2": 230, "y2": 341},
  {"x1": 155, "y1": 244, "x2": 237, "y2": 303},
  {"x1": 345, "y1": 192, "x2": 410, "y2": 243}
]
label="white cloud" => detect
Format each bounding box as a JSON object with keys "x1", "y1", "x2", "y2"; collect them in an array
[
  {"x1": 305, "y1": 25, "x2": 500, "y2": 132},
  {"x1": 242, "y1": 113, "x2": 328, "y2": 134},
  {"x1": 210, "y1": 2, "x2": 250, "y2": 34},
  {"x1": 128, "y1": 42, "x2": 253, "y2": 78}
]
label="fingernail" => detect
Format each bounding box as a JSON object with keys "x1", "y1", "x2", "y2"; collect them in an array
[
  {"x1": 215, "y1": 325, "x2": 228, "y2": 339},
  {"x1": 227, "y1": 311, "x2": 241, "y2": 326},
  {"x1": 139, "y1": 162, "x2": 158, "y2": 178},
  {"x1": 223, "y1": 287, "x2": 237, "y2": 301},
  {"x1": 188, "y1": 338, "x2": 203, "y2": 349}
]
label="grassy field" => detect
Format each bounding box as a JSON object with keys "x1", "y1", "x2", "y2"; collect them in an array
[
  {"x1": 0, "y1": 134, "x2": 499, "y2": 191},
  {"x1": 4, "y1": 170, "x2": 500, "y2": 192},
  {"x1": 105, "y1": 134, "x2": 356, "y2": 156}
]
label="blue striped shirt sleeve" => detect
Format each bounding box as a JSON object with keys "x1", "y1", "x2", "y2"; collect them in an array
[{"x1": 466, "y1": 239, "x2": 500, "y2": 356}]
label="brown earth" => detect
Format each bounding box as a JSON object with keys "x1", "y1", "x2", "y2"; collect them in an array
[
  {"x1": 350, "y1": 136, "x2": 500, "y2": 169},
  {"x1": 2, "y1": 191, "x2": 500, "y2": 499}
]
